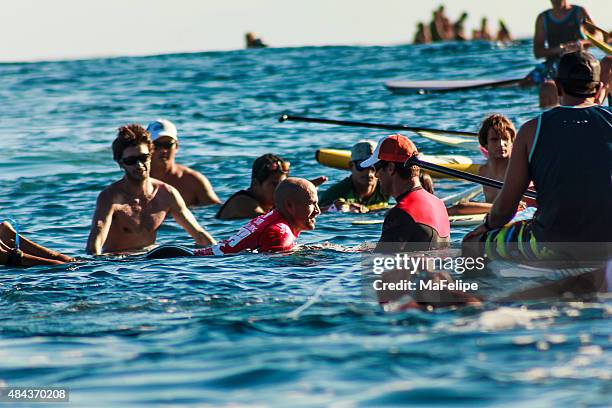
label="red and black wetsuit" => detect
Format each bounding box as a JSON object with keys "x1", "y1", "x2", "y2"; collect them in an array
[
  {"x1": 376, "y1": 187, "x2": 450, "y2": 252},
  {"x1": 196, "y1": 209, "x2": 298, "y2": 256}
]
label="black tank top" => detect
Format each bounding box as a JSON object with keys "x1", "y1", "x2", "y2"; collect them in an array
[
  {"x1": 544, "y1": 6, "x2": 584, "y2": 53},
  {"x1": 528, "y1": 105, "x2": 612, "y2": 242},
  {"x1": 215, "y1": 189, "x2": 258, "y2": 219}
]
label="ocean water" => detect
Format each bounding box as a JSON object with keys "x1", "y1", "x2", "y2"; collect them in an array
[{"x1": 1, "y1": 41, "x2": 610, "y2": 407}]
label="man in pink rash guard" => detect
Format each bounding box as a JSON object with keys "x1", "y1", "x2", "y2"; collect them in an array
[{"x1": 199, "y1": 177, "x2": 319, "y2": 255}]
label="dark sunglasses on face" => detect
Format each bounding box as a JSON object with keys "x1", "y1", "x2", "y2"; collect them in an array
[
  {"x1": 352, "y1": 161, "x2": 373, "y2": 172},
  {"x1": 153, "y1": 140, "x2": 176, "y2": 150},
  {"x1": 121, "y1": 153, "x2": 151, "y2": 166}
]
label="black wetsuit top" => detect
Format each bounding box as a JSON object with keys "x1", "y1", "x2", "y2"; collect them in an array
[
  {"x1": 528, "y1": 105, "x2": 612, "y2": 242},
  {"x1": 215, "y1": 189, "x2": 259, "y2": 219}
]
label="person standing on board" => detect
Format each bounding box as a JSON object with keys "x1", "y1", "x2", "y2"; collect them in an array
[
  {"x1": 524, "y1": 0, "x2": 598, "y2": 107},
  {"x1": 148, "y1": 178, "x2": 320, "y2": 258},
  {"x1": 86, "y1": 124, "x2": 216, "y2": 255},
  {"x1": 453, "y1": 12, "x2": 469, "y2": 41},
  {"x1": 413, "y1": 22, "x2": 432, "y2": 45},
  {"x1": 1, "y1": 221, "x2": 74, "y2": 267},
  {"x1": 359, "y1": 134, "x2": 450, "y2": 251},
  {"x1": 472, "y1": 17, "x2": 493, "y2": 41},
  {"x1": 319, "y1": 141, "x2": 389, "y2": 213},
  {"x1": 464, "y1": 51, "x2": 612, "y2": 259},
  {"x1": 147, "y1": 119, "x2": 221, "y2": 207}
]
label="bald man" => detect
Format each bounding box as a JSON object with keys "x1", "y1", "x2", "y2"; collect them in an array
[{"x1": 147, "y1": 178, "x2": 320, "y2": 258}]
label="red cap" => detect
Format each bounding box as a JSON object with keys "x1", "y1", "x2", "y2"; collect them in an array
[{"x1": 360, "y1": 134, "x2": 418, "y2": 167}]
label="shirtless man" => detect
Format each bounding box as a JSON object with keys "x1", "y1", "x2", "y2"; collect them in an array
[
  {"x1": 86, "y1": 124, "x2": 216, "y2": 255},
  {"x1": 147, "y1": 178, "x2": 320, "y2": 258},
  {"x1": 447, "y1": 114, "x2": 532, "y2": 215},
  {"x1": 148, "y1": 119, "x2": 220, "y2": 207},
  {"x1": 464, "y1": 51, "x2": 611, "y2": 260}
]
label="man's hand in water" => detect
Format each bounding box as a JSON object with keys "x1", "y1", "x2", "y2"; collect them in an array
[{"x1": 309, "y1": 176, "x2": 328, "y2": 187}]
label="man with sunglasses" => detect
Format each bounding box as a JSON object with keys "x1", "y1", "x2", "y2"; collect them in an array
[
  {"x1": 86, "y1": 124, "x2": 216, "y2": 255},
  {"x1": 148, "y1": 119, "x2": 221, "y2": 207},
  {"x1": 319, "y1": 141, "x2": 389, "y2": 213},
  {"x1": 360, "y1": 134, "x2": 450, "y2": 251}
]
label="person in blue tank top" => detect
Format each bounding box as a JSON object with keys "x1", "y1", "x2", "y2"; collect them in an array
[{"x1": 464, "y1": 51, "x2": 611, "y2": 261}]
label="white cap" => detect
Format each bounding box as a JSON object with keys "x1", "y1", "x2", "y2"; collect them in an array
[{"x1": 147, "y1": 119, "x2": 178, "y2": 141}]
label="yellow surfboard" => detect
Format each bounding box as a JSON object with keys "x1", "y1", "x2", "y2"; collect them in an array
[{"x1": 315, "y1": 148, "x2": 482, "y2": 179}]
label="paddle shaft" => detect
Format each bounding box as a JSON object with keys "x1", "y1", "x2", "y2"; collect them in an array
[
  {"x1": 279, "y1": 114, "x2": 477, "y2": 137},
  {"x1": 410, "y1": 157, "x2": 537, "y2": 200}
]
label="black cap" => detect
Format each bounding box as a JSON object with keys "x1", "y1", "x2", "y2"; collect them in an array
[{"x1": 555, "y1": 51, "x2": 601, "y2": 96}]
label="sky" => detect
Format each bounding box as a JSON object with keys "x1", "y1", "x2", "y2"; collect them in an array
[{"x1": 1, "y1": 0, "x2": 609, "y2": 62}]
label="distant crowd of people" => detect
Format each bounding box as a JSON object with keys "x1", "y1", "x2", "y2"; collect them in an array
[{"x1": 414, "y1": 5, "x2": 512, "y2": 45}]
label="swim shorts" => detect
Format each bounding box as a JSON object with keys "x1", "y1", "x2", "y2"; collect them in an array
[
  {"x1": 481, "y1": 219, "x2": 555, "y2": 261},
  {"x1": 526, "y1": 61, "x2": 559, "y2": 85}
]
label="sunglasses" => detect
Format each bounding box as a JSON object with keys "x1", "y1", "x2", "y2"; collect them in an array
[
  {"x1": 267, "y1": 160, "x2": 290, "y2": 173},
  {"x1": 373, "y1": 161, "x2": 387, "y2": 171},
  {"x1": 352, "y1": 161, "x2": 373, "y2": 172},
  {"x1": 121, "y1": 153, "x2": 151, "y2": 166},
  {"x1": 153, "y1": 140, "x2": 177, "y2": 149}
]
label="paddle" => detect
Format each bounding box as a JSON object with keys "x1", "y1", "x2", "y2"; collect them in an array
[
  {"x1": 583, "y1": 21, "x2": 610, "y2": 41},
  {"x1": 279, "y1": 114, "x2": 477, "y2": 137},
  {"x1": 408, "y1": 155, "x2": 537, "y2": 200}
]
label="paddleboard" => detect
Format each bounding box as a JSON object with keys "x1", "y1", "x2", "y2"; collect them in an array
[
  {"x1": 316, "y1": 148, "x2": 483, "y2": 179},
  {"x1": 583, "y1": 29, "x2": 612, "y2": 55},
  {"x1": 416, "y1": 131, "x2": 481, "y2": 153},
  {"x1": 384, "y1": 78, "x2": 521, "y2": 94}
]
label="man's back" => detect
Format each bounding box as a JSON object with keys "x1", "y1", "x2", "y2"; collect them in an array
[{"x1": 529, "y1": 105, "x2": 612, "y2": 242}]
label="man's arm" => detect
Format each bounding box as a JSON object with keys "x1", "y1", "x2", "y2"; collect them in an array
[
  {"x1": 86, "y1": 190, "x2": 115, "y2": 255},
  {"x1": 188, "y1": 169, "x2": 221, "y2": 205},
  {"x1": 167, "y1": 186, "x2": 216, "y2": 246}
]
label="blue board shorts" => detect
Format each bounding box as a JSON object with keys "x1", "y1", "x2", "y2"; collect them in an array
[{"x1": 526, "y1": 61, "x2": 559, "y2": 85}]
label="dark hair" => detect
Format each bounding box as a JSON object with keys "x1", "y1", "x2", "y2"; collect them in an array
[
  {"x1": 251, "y1": 153, "x2": 289, "y2": 185},
  {"x1": 556, "y1": 79, "x2": 599, "y2": 98},
  {"x1": 112, "y1": 124, "x2": 153, "y2": 162},
  {"x1": 419, "y1": 172, "x2": 434, "y2": 194},
  {"x1": 379, "y1": 161, "x2": 420, "y2": 179},
  {"x1": 478, "y1": 114, "x2": 516, "y2": 148}
]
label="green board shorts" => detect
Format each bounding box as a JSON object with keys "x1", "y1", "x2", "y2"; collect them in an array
[{"x1": 481, "y1": 219, "x2": 555, "y2": 261}]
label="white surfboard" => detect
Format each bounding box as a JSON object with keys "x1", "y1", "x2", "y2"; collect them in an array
[
  {"x1": 416, "y1": 131, "x2": 481, "y2": 152},
  {"x1": 385, "y1": 78, "x2": 520, "y2": 94}
]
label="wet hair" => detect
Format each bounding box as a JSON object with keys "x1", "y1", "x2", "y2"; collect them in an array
[
  {"x1": 112, "y1": 124, "x2": 153, "y2": 162},
  {"x1": 251, "y1": 153, "x2": 289, "y2": 186},
  {"x1": 478, "y1": 114, "x2": 516, "y2": 148},
  {"x1": 419, "y1": 172, "x2": 434, "y2": 194}
]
